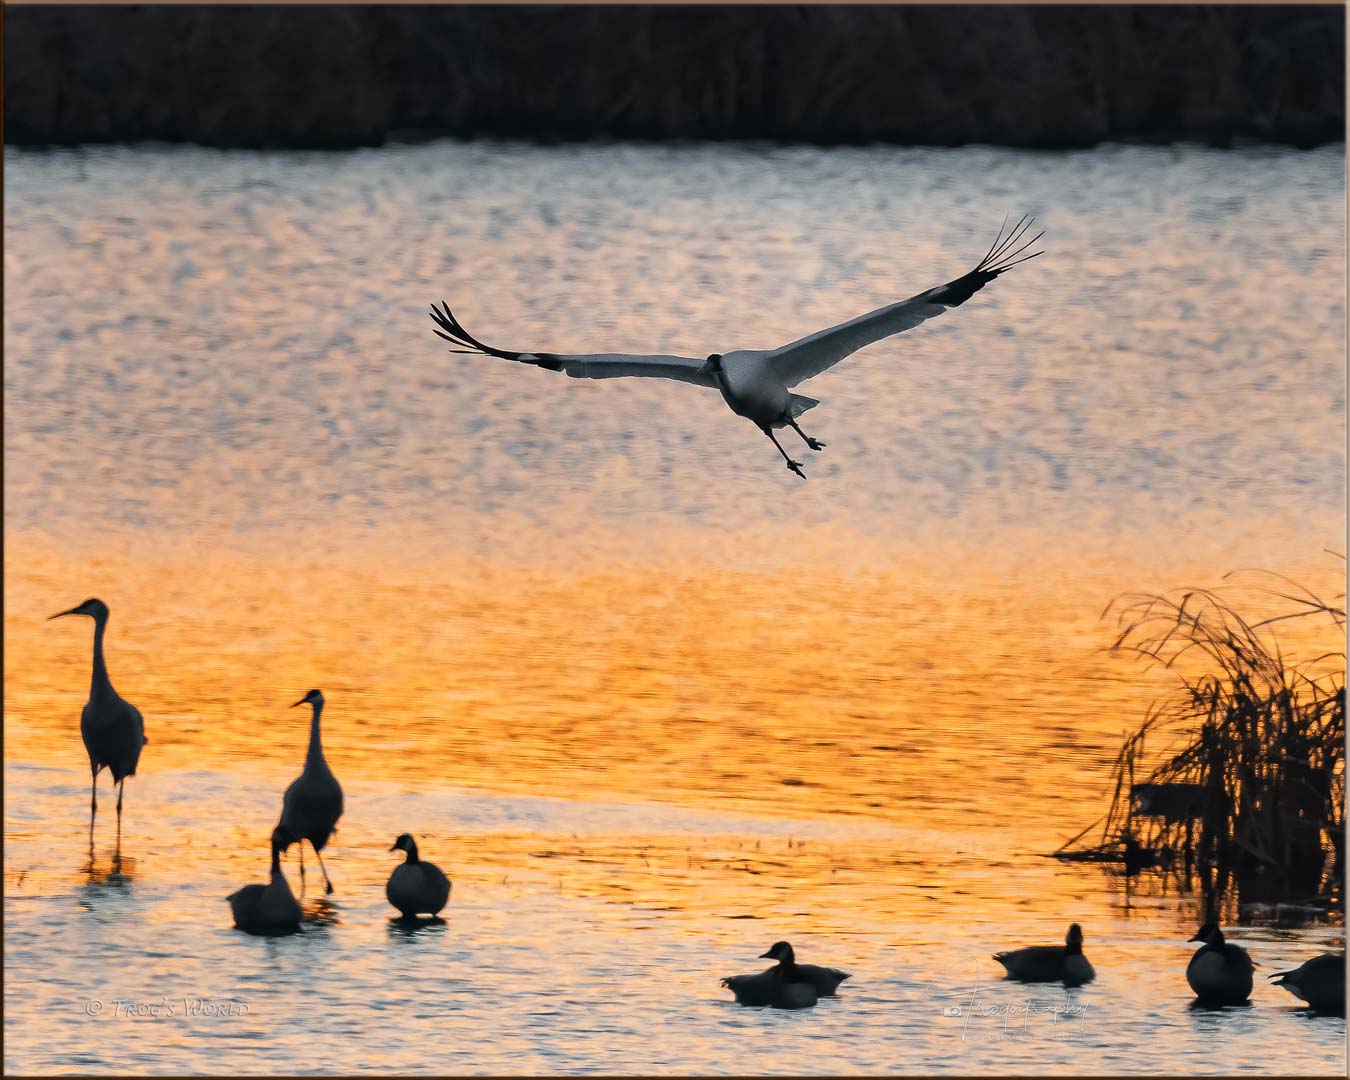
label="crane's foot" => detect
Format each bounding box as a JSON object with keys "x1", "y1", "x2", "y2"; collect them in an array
[
  {"x1": 787, "y1": 460, "x2": 807, "y2": 479},
  {"x1": 806, "y1": 437, "x2": 827, "y2": 451},
  {"x1": 325, "y1": 879, "x2": 334, "y2": 896}
]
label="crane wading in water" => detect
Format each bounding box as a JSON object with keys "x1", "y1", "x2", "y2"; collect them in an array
[
  {"x1": 278, "y1": 689, "x2": 344, "y2": 895},
  {"x1": 430, "y1": 216, "x2": 1043, "y2": 477},
  {"x1": 48, "y1": 598, "x2": 147, "y2": 840}
]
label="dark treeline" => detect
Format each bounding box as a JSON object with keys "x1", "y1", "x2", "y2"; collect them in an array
[{"x1": 5, "y1": 5, "x2": 1344, "y2": 149}]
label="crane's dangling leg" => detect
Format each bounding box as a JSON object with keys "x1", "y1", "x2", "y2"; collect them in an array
[
  {"x1": 787, "y1": 417, "x2": 826, "y2": 452},
  {"x1": 313, "y1": 846, "x2": 335, "y2": 895},
  {"x1": 761, "y1": 425, "x2": 806, "y2": 478},
  {"x1": 298, "y1": 843, "x2": 307, "y2": 898}
]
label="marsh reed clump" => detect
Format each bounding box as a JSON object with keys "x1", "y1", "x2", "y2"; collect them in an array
[{"x1": 1058, "y1": 567, "x2": 1345, "y2": 906}]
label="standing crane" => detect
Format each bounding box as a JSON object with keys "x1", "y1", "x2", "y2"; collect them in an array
[
  {"x1": 278, "y1": 689, "x2": 344, "y2": 895},
  {"x1": 49, "y1": 598, "x2": 147, "y2": 839}
]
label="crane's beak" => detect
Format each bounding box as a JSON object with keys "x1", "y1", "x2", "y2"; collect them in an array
[
  {"x1": 48, "y1": 606, "x2": 80, "y2": 621},
  {"x1": 759, "y1": 949, "x2": 775, "y2": 959},
  {"x1": 290, "y1": 696, "x2": 307, "y2": 708},
  {"x1": 1187, "y1": 932, "x2": 1204, "y2": 942},
  {"x1": 388, "y1": 842, "x2": 400, "y2": 852}
]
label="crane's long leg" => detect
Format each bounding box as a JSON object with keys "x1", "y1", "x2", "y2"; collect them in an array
[
  {"x1": 760, "y1": 425, "x2": 807, "y2": 478},
  {"x1": 787, "y1": 417, "x2": 826, "y2": 452},
  {"x1": 89, "y1": 765, "x2": 99, "y2": 841},
  {"x1": 298, "y1": 843, "x2": 307, "y2": 898},
  {"x1": 116, "y1": 779, "x2": 124, "y2": 838},
  {"x1": 313, "y1": 845, "x2": 335, "y2": 895}
]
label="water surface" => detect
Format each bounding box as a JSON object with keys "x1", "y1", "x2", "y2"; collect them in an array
[{"x1": 4, "y1": 140, "x2": 1345, "y2": 1073}]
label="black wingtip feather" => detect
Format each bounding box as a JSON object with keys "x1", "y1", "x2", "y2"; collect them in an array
[
  {"x1": 930, "y1": 216, "x2": 1044, "y2": 306},
  {"x1": 428, "y1": 301, "x2": 525, "y2": 361}
]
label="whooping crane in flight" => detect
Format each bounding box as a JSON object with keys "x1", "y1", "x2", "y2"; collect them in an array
[
  {"x1": 48, "y1": 598, "x2": 147, "y2": 839},
  {"x1": 278, "y1": 689, "x2": 344, "y2": 895},
  {"x1": 430, "y1": 216, "x2": 1042, "y2": 477}
]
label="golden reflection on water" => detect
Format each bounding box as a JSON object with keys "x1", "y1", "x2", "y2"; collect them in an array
[
  {"x1": 6, "y1": 529, "x2": 1344, "y2": 1073},
  {"x1": 5, "y1": 142, "x2": 1346, "y2": 1074},
  {"x1": 9, "y1": 527, "x2": 1338, "y2": 856}
]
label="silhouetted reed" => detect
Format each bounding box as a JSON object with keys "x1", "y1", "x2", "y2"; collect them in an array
[{"x1": 1058, "y1": 565, "x2": 1345, "y2": 907}]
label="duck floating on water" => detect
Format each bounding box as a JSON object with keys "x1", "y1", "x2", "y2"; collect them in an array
[
  {"x1": 1186, "y1": 922, "x2": 1254, "y2": 1005},
  {"x1": 993, "y1": 923, "x2": 1095, "y2": 986},
  {"x1": 721, "y1": 940, "x2": 850, "y2": 1009},
  {"x1": 1269, "y1": 953, "x2": 1345, "y2": 1016},
  {"x1": 386, "y1": 833, "x2": 452, "y2": 918},
  {"x1": 227, "y1": 826, "x2": 302, "y2": 933}
]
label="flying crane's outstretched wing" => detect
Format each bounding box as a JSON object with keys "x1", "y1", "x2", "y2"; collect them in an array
[
  {"x1": 430, "y1": 303, "x2": 716, "y2": 388},
  {"x1": 766, "y1": 215, "x2": 1043, "y2": 388}
]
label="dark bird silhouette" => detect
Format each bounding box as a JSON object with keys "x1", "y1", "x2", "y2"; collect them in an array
[
  {"x1": 49, "y1": 598, "x2": 147, "y2": 840},
  {"x1": 1186, "y1": 923, "x2": 1254, "y2": 1004},
  {"x1": 721, "y1": 940, "x2": 850, "y2": 1008},
  {"x1": 993, "y1": 923, "x2": 1096, "y2": 986},
  {"x1": 386, "y1": 833, "x2": 453, "y2": 918},
  {"x1": 228, "y1": 825, "x2": 302, "y2": 933},
  {"x1": 278, "y1": 689, "x2": 344, "y2": 895},
  {"x1": 1269, "y1": 953, "x2": 1345, "y2": 1016}
]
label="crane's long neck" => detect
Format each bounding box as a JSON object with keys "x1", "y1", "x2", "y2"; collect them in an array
[
  {"x1": 90, "y1": 616, "x2": 113, "y2": 698},
  {"x1": 270, "y1": 843, "x2": 283, "y2": 877},
  {"x1": 305, "y1": 701, "x2": 327, "y2": 767}
]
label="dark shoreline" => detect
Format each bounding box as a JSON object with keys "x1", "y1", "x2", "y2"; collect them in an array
[{"x1": 5, "y1": 5, "x2": 1345, "y2": 151}]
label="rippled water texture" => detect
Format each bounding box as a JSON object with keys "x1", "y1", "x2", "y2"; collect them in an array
[{"x1": 4, "y1": 141, "x2": 1346, "y2": 1073}]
